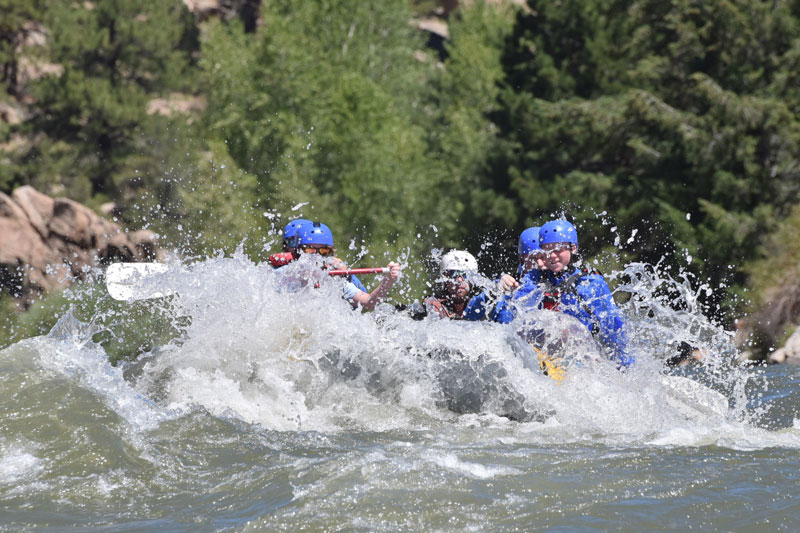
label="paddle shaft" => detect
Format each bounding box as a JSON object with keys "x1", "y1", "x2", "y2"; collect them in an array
[{"x1": 327, "y1": 267, "x2": 389, "y2": 276}]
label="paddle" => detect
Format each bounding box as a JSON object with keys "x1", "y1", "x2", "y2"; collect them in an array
[
  {"x1": 661, "y1": 375, "x2": 728, "y2": 418},
  {"x1": 105, "y1": 262, "x2": 391, "y2": 301},
  {"x1": 328, "y1": 267, "x2": 390, "y2": 276},
  {"x1": 106, "y1": 262, "x2": 171, "y2": 301}
]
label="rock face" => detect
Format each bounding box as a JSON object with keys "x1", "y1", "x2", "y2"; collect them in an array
[
  {"x1": 0, "y1": 185, "x2": 160, "y2": 304},
  {"x1": 768, "y1": 328, "x2": 800, "y2": 365}
]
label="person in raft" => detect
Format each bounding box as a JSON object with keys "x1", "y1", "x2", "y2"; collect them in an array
[
  {"x1": 406, "y1": 250, "x2": 489, "y2": 320},
  {"x1": 465, "y1": 226, "x2": 548, "y2": 323},
  {"x1": 271, "y1": 218, "x2": 369, "y2": 294},
  {"x1": 499, "y1": 219, "x2": 634, "y2": 368},
  {"x1": 292, "y1": 221, "x2": 401, "y2": 311}
]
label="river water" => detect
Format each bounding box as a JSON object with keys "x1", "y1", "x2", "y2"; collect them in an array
[{"x1": 2, "y1": 254, "x2": 799, "y2": 531}]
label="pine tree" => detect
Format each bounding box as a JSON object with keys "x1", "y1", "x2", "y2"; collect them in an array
[
  {"x1": 487, "y1": 0, "x2": 800, "y2": 320},
  {"x1": 200, "y1": 0, "x2": 449, "y2": 278},
  {"x1": 13, "y1": 0, "x2": 199, "y2": 208}
]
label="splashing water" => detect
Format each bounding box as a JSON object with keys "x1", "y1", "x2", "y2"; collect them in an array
[{"x1": 3, "y1": 251, "x2": 800, "y2": 529}]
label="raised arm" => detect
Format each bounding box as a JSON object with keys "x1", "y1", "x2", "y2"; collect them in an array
[{"x1": 350, "y1": 262, "x2": 401, "y2": 311}]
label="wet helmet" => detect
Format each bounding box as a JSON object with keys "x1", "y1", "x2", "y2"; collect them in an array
[
  {"x1": 283, "y1": 218, "x2": 312, "y2": 249},
  {"x1": 296, "y1": 221, "x2": 335, "y2": 247},
  {"x1": 440, "y1": 250, "x2": 479, "y2": 274},
  {"x1": 538, "y1": 219, "x2": 578, "y2": 248},
  {"x1": 518, "y1": 226, "x2": 542, "y2": 257}
]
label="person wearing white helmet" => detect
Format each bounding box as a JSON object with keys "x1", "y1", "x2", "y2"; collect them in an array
[{"x1": 408, "y1": 250, "x2": 486, "y2": 320}]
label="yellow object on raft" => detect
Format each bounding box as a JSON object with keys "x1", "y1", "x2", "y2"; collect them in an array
[{"x1": 533, "y1": 346, "x2": 566, "y2": 382}]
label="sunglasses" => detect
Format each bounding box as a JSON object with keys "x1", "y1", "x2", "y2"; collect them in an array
[
  {"x1": 444, "y1": 270, "x2": 469, "y2": 280},
  {"x1": 300, "y1": 245, "x2": 335, "y2": 256},
  {"x1": 541, "y1": 242, "x2": 573, "y2": 253}
]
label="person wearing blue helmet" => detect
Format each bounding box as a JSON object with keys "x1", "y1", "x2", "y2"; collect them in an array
[
  {"x1": 482, "y1": 226, "x2": 550, "y2": 323},
  {"x1": 460, "y1": 227, "x2": 547, "y2": 323},
  {"x1": 283, "y1": 218, "x2": 313, "y2": 251},
  {"x1": 294, "y1": 222, "x2": 401, "y2": 311},
  {"x1": 269, "y1": 219, "x2": 367, "y2": 292},
  {"x1": 516, "y1": 226, "x2": 547, "y2": 279},
  {"x1": 510, "y1": 219, "x2": 634, "y2": 368},
  {"x1": 268, "y1": 219, "x2": 315, "y2": 268}
]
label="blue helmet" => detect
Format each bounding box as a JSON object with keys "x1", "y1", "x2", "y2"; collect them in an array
[
  {"x1": 283, "y1": 218, "x2": 312, "y2": 249},
  {"x1": 538, "y1": 219, "x2": 578, "y2": 247},
  {"x1": 296, "y1": 221, "x2": 335, "y2": 247},
  {"x1": 518, "y1": 226, "x2": 542, "y2": 257}
]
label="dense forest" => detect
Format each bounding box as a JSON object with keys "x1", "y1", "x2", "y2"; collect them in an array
[{"x1": 1, "y1": 0, "x2": 799, "y2": 358}]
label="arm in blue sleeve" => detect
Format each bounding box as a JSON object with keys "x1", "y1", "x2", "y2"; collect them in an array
[
  {"x1": 511, "y1": 279, "x2": 545, "y2": 311},
  {"x1": 488, "y1": 294, "x2": 516, "y2": 323},
  {"x1": 465, "y1": 278, "x2": 523, "y2": 323},
  {"x1": 580, "y1": 275, "x2": 633, "y2": 368},
  {"x1": 350, "y1": 274, "x2": 367, "y2": 293},
  {"x1": 463, "y1": 292, "x2": 489, "y2": 321}
]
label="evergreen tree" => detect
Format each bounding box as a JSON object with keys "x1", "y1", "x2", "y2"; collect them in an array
[
  {"x1": 200, "y1": 0, "x2": 450, "y2": 281},
  {"x1": 487, "y1": 0, "x2": 800, "y2": 320},
  {"x1": 425, "y1": 1, "x2": 518, "y2": 272},
  {"x1": 4, "y1": 0, "x2": 199, "y2": 210}
]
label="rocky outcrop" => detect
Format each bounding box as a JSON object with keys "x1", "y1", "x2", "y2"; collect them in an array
[
  {"x1": 768, "y1": 328, "x2": 800, "y2": 365},
  {"x1": 0, "y1": 185, "x2": 160, "y2": 304}
]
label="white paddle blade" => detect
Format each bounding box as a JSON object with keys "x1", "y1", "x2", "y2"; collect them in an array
[
  {"x1": 106, "y1": 262, "x2": 172, "y2": 301},
  {"x1": 662, "y1": 375, "x2": 728, "y2": 418}
]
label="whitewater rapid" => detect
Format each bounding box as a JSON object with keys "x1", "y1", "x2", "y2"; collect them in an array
[{"x1": 3, "y1": 253, "x2": 800, "y2": 530}]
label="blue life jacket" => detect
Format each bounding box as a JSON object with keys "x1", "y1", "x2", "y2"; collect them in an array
[
  {"x1": 350, "y1": 274, "x2": 367, "y2": 293},
  {"x1": 462, "y1": 292, "x2": 491, "y2": 321},
  {"x1": 509, "y1": 266, "x2": 633, "y2": 368}
]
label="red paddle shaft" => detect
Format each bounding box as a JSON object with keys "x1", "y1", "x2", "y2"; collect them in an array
[
  {"x1": 267, "y1": 254, "x2": 390, "y2": 275},
  {"x1": 327, "y1": 268, "x2": 389, "y2": 276}
]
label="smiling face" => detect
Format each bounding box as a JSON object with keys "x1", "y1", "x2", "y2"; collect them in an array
[{"x1": 542, "y1": 242, "x2": 576, "y2": 273}]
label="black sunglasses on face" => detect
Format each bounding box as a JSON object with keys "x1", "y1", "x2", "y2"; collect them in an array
[{"x1": 301, "y1": 245, "x2": 335, "y2": 256}]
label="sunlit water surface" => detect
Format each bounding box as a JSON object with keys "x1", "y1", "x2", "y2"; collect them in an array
[{"x1": 2, "y1": 255, "x2": 799, "y2": 531}]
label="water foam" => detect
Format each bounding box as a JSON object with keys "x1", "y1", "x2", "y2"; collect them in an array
[{"x1": 11, "y1": 250, "x2": 798, "y2": 449}]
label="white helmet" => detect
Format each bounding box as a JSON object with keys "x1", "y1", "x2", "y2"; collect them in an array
[{"x1": 440, "y1": 250, "x2": 479, "y2": 274}]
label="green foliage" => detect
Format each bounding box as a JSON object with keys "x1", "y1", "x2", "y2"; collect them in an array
[
  {"x1": 0, "y1": 0, "x2": 45, "y2": 91},
  {"x1": 427, "y1": 1, "x2": 516, "y2": 257},
  {"x1": 486, "y1": 0, "x2": 800, "y2": 321},
  {"x1": 154, "y1": 139, "x2": 265, "y2": 259},
  {"x1": 199, "y1": 1, "x2": 454, "y2": 295},
  {"x1": 3, "y1": 0, "x2": 199, "y2": 209}
]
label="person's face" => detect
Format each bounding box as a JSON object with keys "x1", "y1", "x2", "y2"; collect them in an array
[
  {"x1": 521, "y1": 252, "x2": 546, "y2": 273},
  {"x1": 443, "y1": 270, "x2": 471, "y2": 299},
  {"x1": 542, "y1": 242, "x2": 575, "y2": 273}
]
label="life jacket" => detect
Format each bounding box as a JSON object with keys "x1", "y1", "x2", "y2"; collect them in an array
[
  {"x1": 540, "y1": 266, "x2": 601, "y2": 312},
  {"x1": 531, "y1": 266, "x2": 632, "y2": 367},
  {"x1": 423, "y1": 296, "x2": 467, "y2": 320},
  {"x1": 269, "y1": 251, "x2": 296, "y2": 268}
]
